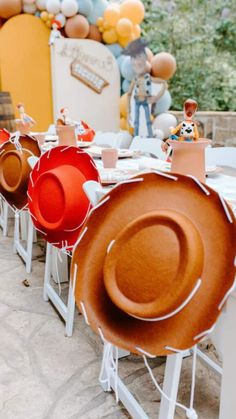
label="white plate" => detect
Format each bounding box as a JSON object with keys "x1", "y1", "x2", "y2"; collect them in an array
[{"x1": 77, "y1": 141, "x2": 94, "y2": 148}]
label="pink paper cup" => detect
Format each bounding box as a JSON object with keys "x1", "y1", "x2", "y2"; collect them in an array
[{"x1": 101, "y1": 149, "x2": 118, "y2": 168}]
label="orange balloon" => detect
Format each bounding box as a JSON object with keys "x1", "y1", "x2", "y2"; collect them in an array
[
  {"x1": 151, "y1": 52, "x2": 176, "y2": 80},
  {"x1": 104, "y1": 4, "x2": 120, "y2": 27},
  {"x1": 0, "y1": 0, "x2": 22, "y2": 19},
  {"x1": 132, "y1": 23, "x2": 141, "y2": 39},
  {"x1": 65, "y1": 14, "x2": 90, "y2": 39},
  {"x1": 120, "y1": 93, "x2": 129, "y2": 118},
  {"x1": 120, "y1": 0, "x2": 145, "y2": 25},
  {"x1": 102, "y1": 28, "x2": 118, "y2": 44},
  {"x1": 87, "y1": 24, "x2": 102, "y2": 42},
  {"x1": 116, "y1": 18, "x2": 132, "y2": 37}
]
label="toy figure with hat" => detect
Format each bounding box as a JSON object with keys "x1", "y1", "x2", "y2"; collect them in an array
[
  {"x1": 56, "y1": 107, "x2": 95, "y2": 143},
  {"x1": 49, "y1": 18, "x2": 63, "y2": 45},
  {"x1": 162, "y1": 99, "x2": 211, "y2": 182},
  {"x1": 123, "y1": 38, "x2": 167, "y2": 138},
  {"x1": 16, "y1": 103, "x2": 36, "y2": 135}
]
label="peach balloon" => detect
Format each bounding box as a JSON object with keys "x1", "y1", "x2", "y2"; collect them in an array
[
  {"x1": 120, "y1": 0, "x2": 145, "y2": 25},
  {"x1": 120, "y1": 117, "x2": 128, "y2": 130},
  {"x1": 0, "y1": 0, "x2": 22, "y2": 19},
  {"x1": 87, "y1": 24, "x2": 102, "y2": 42},
  {"x1": 120, "y1": 93, "x2": 128, "y2": 118},
  {"x1": 151, "y1": 52, "x2": 177, "y2": 80},
  {"x1": 104, "y1": 4, "x2": 120, "y2": 27},
  {"x1": 102, "y1": 28, "x2": 118, "y2": 44},
  {"x1": 116, "y1": 17, "x2": 132, "y2": 37},
  {"x1": 65, "y1": 14, "x2": 90, "y2": 38}
]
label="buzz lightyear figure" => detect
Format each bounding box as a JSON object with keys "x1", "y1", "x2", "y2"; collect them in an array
[{"x1": 123, "y1": 39, "x2": 167, "y2": 138}]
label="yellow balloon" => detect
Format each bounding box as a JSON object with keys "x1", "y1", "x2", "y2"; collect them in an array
[
  {"x1": 116, "y1": 18, "x2": 132, "y2": 37},
  {"x1": 120, "y1": 93, "x2": 129, "y2": 118},
  {"x1": 40, "y1": 11, "x2": 48, "y2": 22},
  {"x1": 120, "y1": 0, "x2": 145, "y2": 25},
  {"x1": 118, "y1": 32, "x2": 134, "y2": 47},
  {"x1": 103, "y1": 19, "x2": 111, "y2": 30},
  {"x1": 132, "y1": 23, "x2": 141, "y2": 39},
  {"x1": 104, "y1": 4, "x2": 120, "y2": 27},
  {"x1": 97, "y1": 17, "x2": 104, "y2": 27},
  {"x1": 102, "y1": 28, "x2": 118, "y2": 44}
]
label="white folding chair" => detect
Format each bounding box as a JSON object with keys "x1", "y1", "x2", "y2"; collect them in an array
[
  {"x1": 13, "y1": 210, "x2": 36, "y2": 273},
  {"x1": 130, "y1": 136, "x2": 166, "y2": 160},
  {"x1": 43, "y1": 242, "x2": 75, "y2": 337},
  {"x1": 205, "y1": 146, "x2": 236, "y2": 168},
  {"x1": 94, "y1": 131, "x2": 132, "y2": 149},
  {"x1": 0, "y1": 197, "x2": 9, "y2": 236}
]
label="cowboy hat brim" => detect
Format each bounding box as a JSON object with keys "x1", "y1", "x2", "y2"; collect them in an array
[
  {"x1": 28, "y1": 146, "x2": 100, "y2": 249},
  {"x1": 72, "y1": 172, "x2": 236, "y2": 356},
  {"x1": 0, "y1": 135, "x2": 40, "y2": 210}
]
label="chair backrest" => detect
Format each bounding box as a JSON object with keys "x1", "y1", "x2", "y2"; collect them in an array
[
  {"x1": 205, "y1": 147, "x2": 236, "y2": 169},
  {"x1": 129, "y1": 137, "x2": 166, "y2": 160},
  {"x1": 94, "y1": 131, "x2": 132, "y2": 149}
]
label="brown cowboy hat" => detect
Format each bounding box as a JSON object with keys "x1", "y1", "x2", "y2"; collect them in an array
[
  {"x1": 71, "y1": 172, "x2": 236, "y2": 356},
  {"x1": 0, "y1": 134, "x2": 40, "y2": 210}
]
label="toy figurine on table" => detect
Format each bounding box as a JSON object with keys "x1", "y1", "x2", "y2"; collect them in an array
[
  {"x1": 123, "y1": 39, "x2": 167, "y2": 138},
  {"x1": 56, "y1": 108, "x2": 95, "y2": 143},
  {"x1": 17, "y1": 103, "x2": 36, "y2": 128},
  {"x1": 162, "y1": 99, "x2": 199, "y2": 152}
]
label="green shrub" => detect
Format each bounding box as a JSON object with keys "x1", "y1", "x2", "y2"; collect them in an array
[{"x1": 142, "y1": 0, "x2": 236, "y2": 111}]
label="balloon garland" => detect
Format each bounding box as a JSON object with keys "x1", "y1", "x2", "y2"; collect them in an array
[{"x1": 0, "y1": 0, "x2": 177, "y2": 135}]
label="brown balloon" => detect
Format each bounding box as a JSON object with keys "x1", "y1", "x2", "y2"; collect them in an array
[
  {"x1": 65, "y1": 14, "x2": 90, "y2": 39},
  {"x1": 151, "y1": 52, "x2": 176, "y2": 81},
  {"x1": 0, "y1": 0, "x2": 22, "y2": 19},
  {"x1": 87, "y1": 24, "x2": 102, "y2": 42}
]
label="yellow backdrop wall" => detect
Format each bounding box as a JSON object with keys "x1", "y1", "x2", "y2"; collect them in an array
[{"x1": 0, "y1": 14, "x2": 53, "y2": 131}]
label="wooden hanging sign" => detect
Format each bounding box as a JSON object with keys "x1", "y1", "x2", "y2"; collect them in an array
[{"x1": 71, "y1": 59, "x2": 109, "y2": 94}]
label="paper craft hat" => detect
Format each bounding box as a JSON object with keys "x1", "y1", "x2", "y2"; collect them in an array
[
  {"x1": 28, "y1": 146, "x2": 100, "y2": 249},
  {"x1": 77, "y1": 121, "x2": 95, "y2": 143},
  {"x1": 0, "y1": 128, "x2": 10, "y2": 145},
  {"x1": 123, "y1": 38, "x2": 148, "y2": 57},
  {"x1": 0, "y1": 134, "x2": 41, "y2": 209},
  {"x1": 71, "y1": 172, "x2": 236, "y2": 356}
]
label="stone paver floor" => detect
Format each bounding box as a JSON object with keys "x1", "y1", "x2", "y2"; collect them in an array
[{"x1": 0, "y1": 225, "x2": 221, "y2": 419}]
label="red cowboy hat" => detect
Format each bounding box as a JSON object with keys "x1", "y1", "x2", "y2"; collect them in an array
[
  {"x1": 28, "y1": 146, "x2": 100, "y2": 249},
  {"x1": 0, "y1": 128, "x2": 10, "y2": 145}
]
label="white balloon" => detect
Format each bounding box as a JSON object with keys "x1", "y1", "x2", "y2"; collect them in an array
[
  {"x1": 36, "y1": 0, "x2": 47, "y2": 10},
  {"x1": 153, "y1": 113, "x2": 177, "y2": 138},
  {"x1": 61, "y1": 0, "x2": 78, "y2": 17},
  {"x1": 46, "y1": 0, "x2": 61, "y2": 14},
  {"x1": 55, "y1": 12, "x2": 66, "y2": 27},
  {"x1": 23, "y1": 3, "x2": 37, "y2": 13},
  {"x1": 153, "y1": 128, "x2": 164, "y2": 140}
]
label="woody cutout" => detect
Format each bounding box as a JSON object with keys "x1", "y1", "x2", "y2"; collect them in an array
[{"x1": 123, "y1": 39, "x2": 167, "y2": 138}]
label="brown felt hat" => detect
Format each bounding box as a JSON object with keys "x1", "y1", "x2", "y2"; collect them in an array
[
  {"x1": 0, "y1": 134, "x2": 40, "y2": 210},
  {"x1": 71, "y1": 172, "x2": 236, "y2": 356}
]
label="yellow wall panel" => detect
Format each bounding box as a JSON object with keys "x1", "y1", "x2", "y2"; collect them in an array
[{"x1": 0, "y1": 14, "x2": 53, "y2": 131}]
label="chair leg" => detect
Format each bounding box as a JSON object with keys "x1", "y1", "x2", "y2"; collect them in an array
[
  {"x1": 25, "y1": 215, "x2": 34, "y2": 274},
  {"x1": 13, "y1": 212, "x2": 20, "y2": 254},
  {"x1": 43, "y1": 243, "x2": 52, "y2": 302},
  {"x1": 3, "y1": 201, "x2": 9, "y2": 237},
  {"x1": 65, "y1": 278, "x2": 76, "y2": 337},
  {"x1": 159, "y1": 353, "x2": 183, "y2": 419}
]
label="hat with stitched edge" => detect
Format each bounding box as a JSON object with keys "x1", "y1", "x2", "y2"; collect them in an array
[
  {"x1": 71, "y1": 171, "x2": 236, "y2": 356},
  {"x1": 27, "y1": 145, "x2": 100, "y2": 249},
  {"x1": 0, "y1": 134, "x2": 40, "y2": 210}
]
